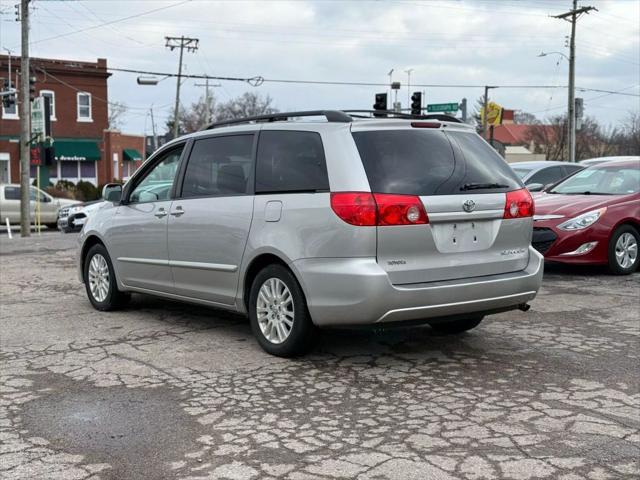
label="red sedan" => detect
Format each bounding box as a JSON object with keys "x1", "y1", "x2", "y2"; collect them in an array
[{"x1": 532, "y1": 160, "x2": 639, "y2": 274}]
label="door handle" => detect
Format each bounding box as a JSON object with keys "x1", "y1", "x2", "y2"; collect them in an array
[
  {"x1": 154, "y1": 208, "x2": 168, "y2": 218},
  {"x1": 170, "y1": 206, "x2": 185, "y2": 217}
]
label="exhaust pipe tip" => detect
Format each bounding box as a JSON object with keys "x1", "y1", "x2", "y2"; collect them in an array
[{"x1": 518, "y1": 303, "x2": 531, "y2": 312}]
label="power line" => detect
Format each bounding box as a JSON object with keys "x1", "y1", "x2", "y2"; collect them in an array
[
  {"x1": 10, "y1": 0, "x2": 193, "y2": 48},
  {"x1": 106, "y1": 66, "x2": 640, "y2": 97}
]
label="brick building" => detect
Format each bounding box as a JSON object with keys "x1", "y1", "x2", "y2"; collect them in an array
[{"x1": 0, "y1": 55, "x2": 144, "y2": 186}]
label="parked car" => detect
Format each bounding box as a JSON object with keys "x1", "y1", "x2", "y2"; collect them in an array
[
  {"x1": 58, "y1": 200, "x2": 105, "y2": 233},
  {"x1": 77, "y1": 110, "x2": 543, "y2": 357},
  {"x1": 0, "y1": 183, "x2": 79, "y2": 229},
  {"x1": 510, "y1": 161, "x2": 584, "y2": 192},
  {"x1": 580, "y1": 156, "x2": 640, "y2": 167},
  {"x1": 532, "y1": 159, "x2": 640, "y2": 274}
]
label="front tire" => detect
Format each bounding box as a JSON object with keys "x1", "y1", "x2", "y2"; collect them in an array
[
  {"x1": 83, "y1": 244, "x2": 130, "y2": 311},
  {"x1": 608, "y1": 225, "x2": 639, "y2": 275},
  {"x1": 248, "y1": 264, "x2": 316, "y2": 357},
  {"x1": 429, "y1": 316, "x2": 484, "y2": 335}
]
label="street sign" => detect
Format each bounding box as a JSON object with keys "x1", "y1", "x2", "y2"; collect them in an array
[
  {"x1": 481, "y1": 101, "x2": 503, "y2": 126},
  {"x1": 31, "y1": 97, "x2": 45, "y2": 141},
  {"x1": 427, "y1": 102, "x2": 459, "y2": 113},
  {"x1": 31, "y1": 96, "x2": 52, "y2": 142}
]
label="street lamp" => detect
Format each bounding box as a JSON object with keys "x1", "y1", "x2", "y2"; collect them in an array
[
  {"x1": 538, "y1": 51, "x2": 569, "y2": 61},
  {"x1": 405, "y1": 68, "x2": 414, "y2": 109},
  {"x1": 137, "y1": 76, "x2": 160, "y2": 85}
]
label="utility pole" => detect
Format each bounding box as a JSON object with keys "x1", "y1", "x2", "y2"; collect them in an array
[
  {"x1": 482, "y1": 85, "x2": 489, "y2": 137},
  {"x1": 165, "y1": 36, "x2": 199, "y2": 139},
  {"x1": 554, "y1": 1, "x2": 597, "y2": 162},
  {"x1": 387, "y1": 69, "x2": 394, "y2": 109},
  {"x1": 149, "y1": 106, "x2": 158, "y2": 151},
  {"x1": 19, "y1": 0, "x2": 30, "y2": 237},
  {"x1": 194, "y1": 79, "x2": 221, "y2": 126}
]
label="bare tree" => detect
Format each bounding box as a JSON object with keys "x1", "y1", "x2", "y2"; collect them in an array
[
  {"x1": 526, "y1": 114, "x2": 636, "y2": 161},
  {"x1": 166, "y1": 92, "x2": 277, "y2": 135},
  {"x1": 617, "y1": 112, "x2": 640, "y2": 155},
  {"x1": 215, "y1": 92, "x2": 278, "y2": 122},
  {"x1": 514, "y1": 110, "x2": 539, "y2": 125},
  {"x1": 108, "y1": 101, "x2": 128, "y2": 130},
  {"x1": 527, "y1": 115, "x2": 567, "y2": 160}
]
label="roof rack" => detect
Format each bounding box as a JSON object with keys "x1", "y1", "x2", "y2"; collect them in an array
[
  {"x1": 204, "y1": 110, "x2": 352, "y2": 130},
  {"x1": 342, "y1": 110, "x2": 464, "y2": 123},
  {"x1": 203, "y1": 109, "x2": 464, "y2": 130}
]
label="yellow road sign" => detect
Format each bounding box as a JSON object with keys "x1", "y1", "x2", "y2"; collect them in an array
[{"x1": 481, "y1": 101, "x2": 503, "y2": 126}]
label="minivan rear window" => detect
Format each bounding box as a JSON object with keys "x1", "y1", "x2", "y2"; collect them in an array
[{"x1": 352, "y1": 129, "x2": 521, "y2": 195}]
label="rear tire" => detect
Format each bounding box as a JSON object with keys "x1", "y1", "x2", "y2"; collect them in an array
[
  {"x1": 248, "y1": 264, "x2": 316, "y2": 357},
  {"x1": 608, "y1": 225, "x2": 639, "y2": 275},
  {"x1": 430, "y1": 316, "x2": 483, "y2": 335},
  {"x1": 83, "y1": 243, "x2": 130, "y2": 311}
]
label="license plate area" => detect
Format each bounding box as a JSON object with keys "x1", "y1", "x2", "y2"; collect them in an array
[{"x1": 431, "y1": 220, "x2": 497, "y2": 253}]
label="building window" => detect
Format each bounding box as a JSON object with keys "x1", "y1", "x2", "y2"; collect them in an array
[
  {"x1": 40, "y1": 90, "x2": 56, "y2": 121},
  {"x1": 2, "y1": 93, "x2": 18, "y2": 119},
  {"x1": 61, "y1": 161, "x2": 79, "y2": 178},
  {"x1": 80, "y1": 161, "x2": 96, "y2": 178},
  {"x1": 77, "y1": 92, "x2": 92, "y2": 122}
]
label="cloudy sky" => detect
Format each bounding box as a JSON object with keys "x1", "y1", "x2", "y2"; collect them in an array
[{"x1": 1, "y1": 0, "x2": 638, "y2": 135}]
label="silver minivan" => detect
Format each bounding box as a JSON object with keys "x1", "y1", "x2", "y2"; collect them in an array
[{"x1": 78, "y1": 110, "x2": 543, "y2": 357}]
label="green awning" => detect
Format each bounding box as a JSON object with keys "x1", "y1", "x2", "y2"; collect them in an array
[
  {"x1": 123, "y1": 148, "x2": 142, "y2": 162},
  {"x1": 54, "y1": 140, "x2": 101, "y2": 162}
]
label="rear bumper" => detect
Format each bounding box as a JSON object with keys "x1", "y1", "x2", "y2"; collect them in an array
[{"x1": 293, "y1": 246, "x2": 544, "y2": 326}]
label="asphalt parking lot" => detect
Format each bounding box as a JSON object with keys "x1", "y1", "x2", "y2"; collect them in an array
[{"x1": 0, "y1": 232, "x2": 638, "y2": 480}]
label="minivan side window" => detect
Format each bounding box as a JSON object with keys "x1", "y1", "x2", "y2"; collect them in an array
[
  {"x1": 129, "y1": 145, "x2": 184, "y2": 203},
  {"x1": 181, "y1": 135, "x2": 254, "y2": 198},
  {"x1": 256, "y1": 131, "x2": 330, "y2": 193}
]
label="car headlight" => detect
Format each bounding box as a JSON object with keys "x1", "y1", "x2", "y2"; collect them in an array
[{"x1": 557, "y1": 207, "x2": 607, "y2": 231}]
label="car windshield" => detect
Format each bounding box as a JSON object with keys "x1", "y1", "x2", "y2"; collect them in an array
[
  {"x1": 512, "y1": 167, "x2": 534, "y2": 179},
  {"x1": 549, "y1": 164, "x2": 640, "y2": 195}
]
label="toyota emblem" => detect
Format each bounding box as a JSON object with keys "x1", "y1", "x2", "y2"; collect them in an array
[{"x1": 462, "y1": 199, "x2": 476, "y2": 212}]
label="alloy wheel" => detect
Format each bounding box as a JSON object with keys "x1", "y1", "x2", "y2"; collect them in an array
[
  {"x1": 615, "y1": 232, "x2": 638, "y2": 270},
  {"x1": 256, "y1": 277, "x2": 294, "y2": 344},
  {"x1": 88, "y1": 253, "x2": 110, "y2": 302}
]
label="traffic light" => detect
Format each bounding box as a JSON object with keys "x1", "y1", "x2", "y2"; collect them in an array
[
  {"x1": 29, "y1": 76, "x2": 37, "y2": 101},
  {"x1": 2, "y1": 78, "x2": 15, "y2": 109},
  {"x1": 44, "y1": 146, "x2": 55, "y2": 167},
  {"x1": 373, "y1": 93, "x2": 387, "y2": 117},
  {"x1": 410, "y1": 91, "x2": 422, "y2": 116}
]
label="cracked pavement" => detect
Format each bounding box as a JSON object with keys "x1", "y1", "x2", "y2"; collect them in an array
[{"x1": 0, "y1": 232, "x2": 638, "y2": 480}]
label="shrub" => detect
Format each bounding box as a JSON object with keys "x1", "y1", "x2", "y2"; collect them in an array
[
  {"x1": 75, "y1": 180, "x2": 100, "y2": 202},
  {"x1": 45, "y1": 186, "x2": 75, "y2": 199}
]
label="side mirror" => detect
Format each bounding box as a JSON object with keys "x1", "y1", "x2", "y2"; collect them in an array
[
  {"x1": 102, "y1": 183, "x2": 122, "y2": 203},
  {"x1": 527, "y1": 183, "x2": 545, "y2": 192}
]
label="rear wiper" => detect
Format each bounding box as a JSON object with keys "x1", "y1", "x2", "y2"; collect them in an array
[{"x1": 460, "y1": 182, "x2": 510, "y2": 191}]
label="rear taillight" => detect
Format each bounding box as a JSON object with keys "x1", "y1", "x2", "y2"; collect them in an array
[
  {"x1": 330, "y1": 192, "x2": 377, "y2": 226},
  {"x1": 373, "y1": 193, "x2": 428, "y2": 225},
  {"x1": 410, "y1": 121, "x2": 441, "y2": 128},
  {"x1": 504, "y1": 188, "x2": 534, "y2": 219},
  {"x1": 330, "y1": 192, "x2": 428, "y2": 226}
]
